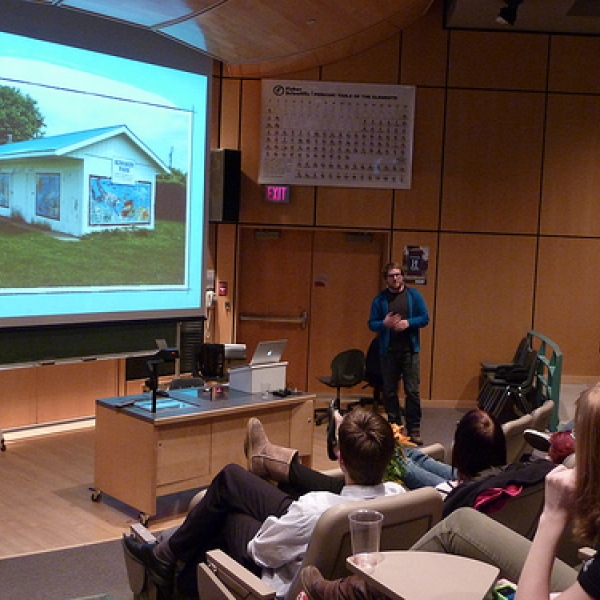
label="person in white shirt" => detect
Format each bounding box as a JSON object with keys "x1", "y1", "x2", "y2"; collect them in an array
[{"x1": 124, "y1": 408, "x2": 404, "y2": 599}]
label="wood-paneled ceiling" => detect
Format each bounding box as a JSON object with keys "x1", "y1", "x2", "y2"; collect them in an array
[{"x1": 20, "y1": 0, "x2": 435, "y2": 77}]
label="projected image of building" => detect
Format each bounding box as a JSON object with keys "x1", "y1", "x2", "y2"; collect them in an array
[{"x1": 0, "y1": 124, "x2": 169, "y2": 237}]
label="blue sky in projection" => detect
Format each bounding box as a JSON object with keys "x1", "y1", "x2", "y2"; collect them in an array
[{"x1": 0, "y1": 31, "x2": 205, "y2": 173}]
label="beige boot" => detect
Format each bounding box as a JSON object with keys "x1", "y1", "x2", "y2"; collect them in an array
[{"x1": 244, "y1": 417, "x2": 297, "y2": 482}]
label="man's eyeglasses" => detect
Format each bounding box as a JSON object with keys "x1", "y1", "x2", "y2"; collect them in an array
[{"x1": 387, "y1": 272, "x2": 402, "y2": 278}]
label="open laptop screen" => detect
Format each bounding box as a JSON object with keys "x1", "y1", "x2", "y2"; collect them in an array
[{"x1": 249, "y1": 340, "x2": 287, "y2": 365}]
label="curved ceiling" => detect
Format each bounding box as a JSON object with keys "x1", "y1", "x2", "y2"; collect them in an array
[{"x1": 21, "y1": 0, "x2": 435, "y2": 76}]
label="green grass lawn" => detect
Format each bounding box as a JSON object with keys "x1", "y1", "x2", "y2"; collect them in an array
[{"x1": 0, "y1": 220, "x2": 186, "y2": 287}]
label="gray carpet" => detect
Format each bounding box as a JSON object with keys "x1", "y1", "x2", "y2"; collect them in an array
[{"x1": 0, "y1": 538, "x2": 131, "y2": 600}]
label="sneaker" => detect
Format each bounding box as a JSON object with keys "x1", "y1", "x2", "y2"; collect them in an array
[{"x1": 523, "y1": 429, "x2": 551, "y2": 453}]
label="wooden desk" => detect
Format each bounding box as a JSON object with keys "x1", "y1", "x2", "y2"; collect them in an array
[
  {"x1": 93, "y1": 388, "x2": 314, "y2": 520},
  {"x1": 347, "y1": 551, "x2": 499, "y2": 600}
]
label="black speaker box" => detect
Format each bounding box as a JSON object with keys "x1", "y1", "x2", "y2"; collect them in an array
[{"x1": 210, "y1": 149, "x2": 241, "y2": 222}]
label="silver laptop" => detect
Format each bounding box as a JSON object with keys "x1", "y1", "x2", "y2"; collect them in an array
[{"x1": 249, "y1": 340, "x2": 287, "y2": 365}]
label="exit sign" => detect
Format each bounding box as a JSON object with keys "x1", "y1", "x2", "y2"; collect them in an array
[{"x1": 265, "y1": 185, "x2": 290, "y2": 203}]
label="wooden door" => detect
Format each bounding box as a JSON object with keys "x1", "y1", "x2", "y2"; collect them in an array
[
  {"x1": 236, "y1": 228, "x2": 312, "y2": 390},
  {"x1": 236, "y1": 227, "x2": 387, "y2": 393},
  {"x1": 308, "y1": 231, "x2": 387, "y2": 395}
]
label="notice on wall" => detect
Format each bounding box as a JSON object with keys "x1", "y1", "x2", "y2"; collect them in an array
[
  {"x1": 403, "y1": 245, "x2": 429, "y2": 285},
  {"x1": 259, "y1": 80, "x2": 415, "y2": 190}
]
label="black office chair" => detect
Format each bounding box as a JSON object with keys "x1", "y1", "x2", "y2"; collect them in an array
[
  {"x1": 348, "y1": 337, "x2": 382, "y2": 413},
  {"x1": 315, "y1": 349, "x2": 366, "y2": 425},
  {"x1": 194, "y1": 343, "x2": 225, "y2": 381}
]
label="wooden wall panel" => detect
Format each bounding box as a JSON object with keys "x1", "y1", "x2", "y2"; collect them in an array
[
  {"x1": 393, "y1": 87, "x2": 444, "y2": 231},
  {"x1": 316, "y1": 187, "x2": 393, "y2": 228},
  {"x1": 219, "y1": 78, "x2": 242, "y2": 150},
  {"x1": 442, "y1": 89, "x2": 544, "y2": 234},
  {"x1": 431, "y1": 233, "x2": 536, "y2": 404},
  {"x1": 535, "y1": 237, "x2": 600, "y2": 375},
  {"x1": 391, "y1": 231, "x2": 438, "y2": 402},
  {"x1": 548, "y1": 36, "x2": 600, "y2": 94},
  {"x1": 214, "y1": 223, "x2": 237, "y2": 343},
  {"x1": 448, "y1": 31, "x2": 548, "y2": 91},
  {"x1": 321, "y1": 35, "x2": 400, "y2": 84},
  {"x1": 400, "y1": 0, "x2": 448, "y2": 87},
  {"x1": 541, "y1": 94, "x2": 600, "y2": 237},
  {"x1": 37, "y1": 360, "x2": 119, "y2": 423},
  {"x1": 0, "y1": 367, "x2": 37, "y2": 428}
]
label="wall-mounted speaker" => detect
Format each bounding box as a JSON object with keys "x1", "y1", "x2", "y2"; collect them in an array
[{"x1": 210, "y1": 149, "x2": 241, "y2": 222}]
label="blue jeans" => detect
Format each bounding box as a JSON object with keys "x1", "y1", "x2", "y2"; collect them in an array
[
  {"x1": 402, "y1": 448, "x2": 455, "y2": 489},
  {"x1": 381, "y1": 349, "x2": 422, "y2": 431}
]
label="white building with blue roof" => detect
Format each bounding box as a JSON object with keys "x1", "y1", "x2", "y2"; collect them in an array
[{"x1": 0, "y1": 124, "x2": 169, "y2": 237}]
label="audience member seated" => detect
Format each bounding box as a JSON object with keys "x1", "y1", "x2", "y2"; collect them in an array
[
  {"x1": 123, "y1": 409, "x2": 404, "y2": 599},
  {"x1": 246, "y1": 408, "x2": 508, "y2": 497},
  {"x1": 524, "y1": 428, "x2": 576, "y2": 465},
  {"x1": 299, "y1": 382, "x2": 600, "y2": 600}
]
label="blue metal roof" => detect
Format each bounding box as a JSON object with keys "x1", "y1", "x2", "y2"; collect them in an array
[
  {"x1": 0, "y1": 125, "x2": 125, "y2": 157},
  {"x1": 0, "y1": 125, "x2": 169, "y2": 172}
]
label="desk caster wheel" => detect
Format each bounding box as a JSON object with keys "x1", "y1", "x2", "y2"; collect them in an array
[
  {"x1": 90, "y1": 489, "x2": 102, "y2": 502},
  {"x1": 139, "y1": 513, "x2": 151, "y2": 526}
]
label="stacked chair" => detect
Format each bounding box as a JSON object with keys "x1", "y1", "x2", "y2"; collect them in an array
[{"x1": 478, "y1": 343, "x2": 538, "y2": 423}]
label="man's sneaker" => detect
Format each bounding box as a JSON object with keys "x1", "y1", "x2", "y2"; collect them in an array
[{"x1": 523, "y1": 429, "x2": 551, "y2": 453}]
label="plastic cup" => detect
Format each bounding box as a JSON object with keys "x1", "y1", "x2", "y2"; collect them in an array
[
  {"x1": 348, "y1": 509, "x2": 384, "y2": 573},
  {"x1": 260, "y1": 382, "x2": 271, "y2": 398}
]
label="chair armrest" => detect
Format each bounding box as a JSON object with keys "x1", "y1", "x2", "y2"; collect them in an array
[
  {"x1": 129, "y1": 522, "x2": 157, "y2": 544},
  {"x1": 321, "y1": 467, "x2": 344, "y2": 479},
  {"x1": 421, "y1": 442, "x2": 446, "y2": 462},
  {"x1": 201, "y1": 549, "x2": 276, "y2": 600},
  {"x1": 189, "y1": 487, "x2": 208, "y2": 510},
  {"x1": 578, "y1": 547, "x2": 597, "y2": 562}
]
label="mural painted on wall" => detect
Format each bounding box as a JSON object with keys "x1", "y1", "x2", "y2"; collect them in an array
[
  {"x1": 0, "y1": 173, "x2": 9, "y2": 208},
  {"x1": 89, "y1": 176, "x2": 151, "y2": 226},
  {"x1": 36, "y1": 173, "x2": 60, "y2": 220}
]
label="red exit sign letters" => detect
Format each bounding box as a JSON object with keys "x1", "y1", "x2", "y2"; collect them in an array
[{"x1": 265, "y1": 185, "x2": 290, "y2": 203}]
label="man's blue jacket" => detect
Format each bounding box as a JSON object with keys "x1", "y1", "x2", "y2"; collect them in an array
[{"x1": 368, "y1": 287, "x2": 429, "y2": 355}]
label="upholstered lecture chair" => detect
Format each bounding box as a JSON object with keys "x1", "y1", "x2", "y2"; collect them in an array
[
  {"x1": 125, "y1": 477, "x2": 444, "y2": 600},
  {"x1": 501, "y1": 412, "x2": 535, "y2": 464}
]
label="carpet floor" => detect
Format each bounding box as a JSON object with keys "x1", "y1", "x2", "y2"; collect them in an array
[{"x1": 0, "y1": 538, "x2": 131, "y2": 600}]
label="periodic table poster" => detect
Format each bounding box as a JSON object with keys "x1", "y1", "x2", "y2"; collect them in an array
[{"x1": 259, "y1": 80, "x2": 415, "y2": 190}]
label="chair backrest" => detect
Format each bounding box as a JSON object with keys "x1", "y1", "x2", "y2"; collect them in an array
[
  {"x1": 197, "y1": 343, "x2": 225, "y2": 379},
  {"x1": 512, "y1": 336, "x2": 531, "y2": 366},
  {"x1": 486, "y1": 480, "x2": 545, "y2": 540},
  {"x1": 286, "y1": 487, "x2": 443, "y2": 600},
  {"x1": 502, "y1": 412, "x2": 534, "y2": 463},
  {"x1": 330, "y1": 349, "x2": 366, "y2": 387},
  {"x1": 529, "y1": 399, "x2": 554, "y2": 433}
]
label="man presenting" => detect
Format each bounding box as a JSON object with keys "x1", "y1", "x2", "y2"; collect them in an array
[{"x1": 369, "y1": 261, "x2": 429, "y2": 445}]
